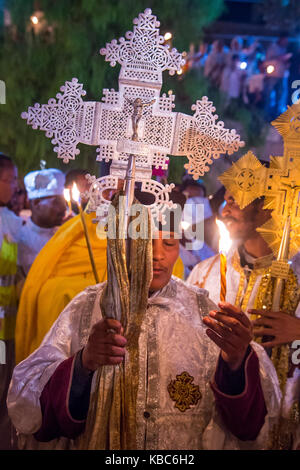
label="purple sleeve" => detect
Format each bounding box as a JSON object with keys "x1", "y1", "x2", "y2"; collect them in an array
[
  {"x1": 210, "y1": 347, "x2": 267, "y2": 441},
  {"x1": 34, "y1": 352, "x2": 91, "y2": 442}
]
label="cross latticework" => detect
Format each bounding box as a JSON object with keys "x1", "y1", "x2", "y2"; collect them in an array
[{"x1": 22, "y1": 9, "x2": 244, "y2": 221}]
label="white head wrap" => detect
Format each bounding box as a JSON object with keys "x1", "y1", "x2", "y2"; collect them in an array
[{"x1": 24, "y1": 169, "x2": 65, "y2": 200}]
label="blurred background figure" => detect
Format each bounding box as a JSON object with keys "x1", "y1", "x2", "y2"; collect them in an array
[
  {"x1": 264, "y1": 33, "x2": 291, "y2": 119},
  {"x1": 246, "y1": 60, "x2": 266, "y2": 108},
  {"x1": 7, "y1": 187, "x2": 27, "y2": 217},
  {"x1": 19, "y1": 168, "x2": 66, "y2": 276},
  {"x1": 187, "y1": 42, "x2": 208, "y2": 73},
  {"x1": 204, "y1": 40, "x2": 226, "y2": 88},
  {"x1": 0, "y1": 153, "x2": 21, "y2": 450},
  {"x1": 7, "y1": 185, "x2": 31, "y2": 222},
  {"x1": 180, "y1": 179, "x2": 217, "y2": 278},
  {"x1": 220, "y1": 53, "x2": 246, "y2": 112},
  {"x1": 226, "y1": 36, "x2": 243, "y2": 64},
  {"x1": 242, "y1": 37, "x2": 261, "y2": 76}
]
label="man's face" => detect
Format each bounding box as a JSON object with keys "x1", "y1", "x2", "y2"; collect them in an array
[
  {"x1": 8, "y1": 189, "x2": 26, "y2": 215},
  {"x1": 221, "y1": 191, "x2": 271, "y2": 242},
  {"x1": 150, "y1": 231, "x2": 179, "y2": 292},
  {"x1": 31, "y1": 195, "x2": 66, "y2": 228},
  {"x1": 0, "y1": 165, "x2": 18, "y2": 205}
]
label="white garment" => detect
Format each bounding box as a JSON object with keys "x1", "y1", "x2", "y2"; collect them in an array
[
  {"x1": 7, "y1": 277, "x2": 280, "y2": 450},
  {"x1": 221, "y1": 67, "x2": 244, "y2": 99},
  {"x1": 228, "y1": 69, "x2": 244, "y2": 99},
  {"x1": 180, "y1": 197, "x2": 215, "y2": 278},
  {"x1": 18, "y1": 219, "x2": 57, "y2": 275},
  {"x1": 0, "y1": 207, "x2": 23, "y2": 248}
]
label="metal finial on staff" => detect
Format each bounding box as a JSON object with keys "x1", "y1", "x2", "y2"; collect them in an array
[{"x1": 271, "y1": 216, "x2": 291, "y2": 311}]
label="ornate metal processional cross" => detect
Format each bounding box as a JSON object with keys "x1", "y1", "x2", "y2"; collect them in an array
[{"x1": 22, "y1": 8, "x2": 244, "y2": 222}]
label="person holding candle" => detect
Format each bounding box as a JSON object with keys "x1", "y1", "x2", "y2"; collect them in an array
[
  {"x1": 18, "y1": 169, "x2": 67, "y2": 276},
  {"x1": 188, "y1": 189, "x2": 300, "y2": 449},
  {"x1": 188, "y1": 189, "x2": 299, "y2": 323},
  {"x1": 188, "y1": 190, "x2": 275, "y2": 309}
]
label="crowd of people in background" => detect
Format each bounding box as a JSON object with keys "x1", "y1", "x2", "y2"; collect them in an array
[
  {"x1": 7, "y1": 164, "x2": 221, "y2": 280},
  {"x1": 185, "y1": 33, "x2": 300, "y2": 120}
]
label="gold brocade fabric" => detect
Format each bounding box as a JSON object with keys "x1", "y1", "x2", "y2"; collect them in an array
[
  {"x1": 231, "y1": 250, "x2": 269, "y2": 311},
  {"x1": 253, "y1": 268, "x2": 300, "y2": 450},
  {"x1": 254, "y1": 268, "x2": 300, "y2": 390},
  {"x1": 78, "y1": 194, "x2": 153, "y2": 449}
]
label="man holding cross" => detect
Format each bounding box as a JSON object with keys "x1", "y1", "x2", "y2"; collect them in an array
[{"x1": 7, "y1": 195, "x2": 280, "y2": 450}]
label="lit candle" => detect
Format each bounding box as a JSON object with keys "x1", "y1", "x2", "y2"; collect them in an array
[
  {"x1": 72, "y1": 183, "x2": 99, "y2": 284},
  {"x1": 63, "y1": 188, "x2": 72, "y2": 215},
  {"x1": 219, "y1": 252, "x2": 227, "y2": 302},
  {"x1": 216, "y1": 219, "x2": 232, "y2": 302}
]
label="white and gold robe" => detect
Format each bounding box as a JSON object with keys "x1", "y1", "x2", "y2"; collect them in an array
[
  {"x1": 7, "y1": 277, "x2": 280, "y2": 450},
  {"x1": 188, "y1": 249, "x2": 300, "y2": 447}
]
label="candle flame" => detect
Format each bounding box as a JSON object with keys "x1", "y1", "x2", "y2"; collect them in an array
[
  {"x1": 72, "y1": 182, "x2": 80, "y2": 203},
  {"x1": 30, "y1": 15, "x2": 39, "y2": 25},
  {"x1": 63, "y1": 188, "x2": 71, "y2": 202},
  {"x1": 181, "y1": 221, "x2": 190, "y2": 231},
  {"x1": 216, "y1": 219, "x2": 232, "y2": 255}
]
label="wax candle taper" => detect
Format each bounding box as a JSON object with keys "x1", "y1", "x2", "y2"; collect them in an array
[
  {"x1": 216, "y1": 219, "x2": 232, "y2": 303},
  {"x1": 63, "y1": 188, "x2": 72, "y2": 215}
]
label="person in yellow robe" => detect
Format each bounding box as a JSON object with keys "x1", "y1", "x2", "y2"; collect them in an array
[{"x1": 15, "y1": 211, "x2": 184, "y2": 364}]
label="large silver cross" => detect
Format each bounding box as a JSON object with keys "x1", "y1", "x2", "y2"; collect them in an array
[{"x1": 21, "y1": 8, "x2": 244, "y2": 221}]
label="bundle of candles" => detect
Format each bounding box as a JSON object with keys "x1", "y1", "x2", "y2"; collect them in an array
[
  {"x1": 216, "y1": 219, "x2": 232, "y2": 302},
  {"x1": 64, "y1": 183, "x2": 99, "y2": 284}
]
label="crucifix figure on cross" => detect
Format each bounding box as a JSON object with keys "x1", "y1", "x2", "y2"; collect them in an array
[
  {"x1": 21, "y1": 8, "x2": 244, "y2": 223},
  {"x1": 129, "y1": 98, "x2": 156, "y2": 141}
]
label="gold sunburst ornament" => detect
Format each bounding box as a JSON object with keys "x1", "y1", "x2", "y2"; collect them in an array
[
  {"x1": 167, "y1": 371, "x2": 202, "y2": 412},
  {"x1": 219, "y1": 103, "x2": 300, "y2": 292}
]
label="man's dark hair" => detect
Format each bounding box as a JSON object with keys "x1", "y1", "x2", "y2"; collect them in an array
[
  {"x1": 0, "y1": 153, "x2": 14, "y2": 176},
  {"x1": 65, "y1": 169, "x2": 89, "y2": 188}
]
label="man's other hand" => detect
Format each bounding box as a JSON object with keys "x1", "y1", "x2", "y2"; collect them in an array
[
  {"x1": 250, "y1": 309, "x2": 300, "y2": 348},
  {"x1": 203, "y1": 302, "x2": 253, "y2": 371}
]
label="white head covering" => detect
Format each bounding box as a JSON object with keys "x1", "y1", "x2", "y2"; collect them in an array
[{"x1": 24, "y1": 169, "x2": 65, "y2": 200}]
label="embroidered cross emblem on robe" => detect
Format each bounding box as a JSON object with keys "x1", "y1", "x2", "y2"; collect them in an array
[{"x1": 167, "y1": 371, "x2": 202, "y2": 412}]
